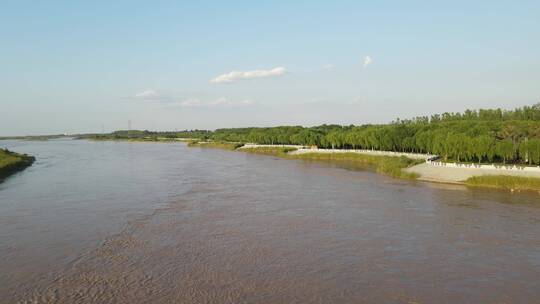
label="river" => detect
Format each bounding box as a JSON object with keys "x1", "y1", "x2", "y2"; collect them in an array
[{"x1": 1, "y1": 139, "x2": 539, "y2": 303}]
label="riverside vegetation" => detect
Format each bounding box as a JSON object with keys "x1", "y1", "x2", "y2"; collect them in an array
[
  {"x1": 290, "y1": 152, "x2": 422, "y2": 179},
  {"x1": 208, "y1": 104, "x2": 540, "y2": 166},
  {"x1": 31, "y1": 104, "x2": 540, "y2": 191},
  {"x1": 193, "y1": 145, "x2": 422, "y2": 179},
  {"x1": 78, "y1": 130, "x2": 209, "y2": 142},
  {"x1": 193, "y1": 142, "x2": 540, "y2": 192},
  {"x1": 83, "y1": 104, "x2": 540, "y2": 167},
  {"x1": 0, "y1": 135, "x2": 67, "y2": 141},
  {"x1": 183, "y1": 104, "x2": 540, "y2": 191},
  {"x1": 187, "y1": 141, "x2": 243, "y2": 150},
  {"x1": 466, "y1": 175, "x2": 540, "y2": 192},
  {"x1": 0, "y1": 149, "x2": 35, "y2": 181}
]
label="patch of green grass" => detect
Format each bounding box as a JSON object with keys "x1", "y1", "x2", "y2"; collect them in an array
[
  {"x1": 240, "y1": 147, "x2": 297, "y2": 157},
  {"x1": 187, "y1": 141, "x2": 244, "y2": 150},
  {"x1": 292, "y1": 153, "x2": 422, "y2": 179},
  {"x1": 126, "y1": 137, "x2": 181, "y2": 142},
  {"x1": 0, "y1": 149, "x2": 35, "y2": 180},
  {"x1": 465, "y1": 175, "x2": 540, "y2": 192}
]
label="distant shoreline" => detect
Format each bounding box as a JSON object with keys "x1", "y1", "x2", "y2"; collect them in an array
[
  {"x1": 84, "y1": 137, "x2": 195, "y2": 143},
  {"x1": 4, "y1": 137, "x2": 539, "y2": 192}
]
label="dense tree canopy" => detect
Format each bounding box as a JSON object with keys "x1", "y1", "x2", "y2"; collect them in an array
[
  {"x1": 87, "y1": 104, "x2": 540, "y2": 165},
  {"x1": 208, "y1": 104, "x2": 540, "y2": 165}
]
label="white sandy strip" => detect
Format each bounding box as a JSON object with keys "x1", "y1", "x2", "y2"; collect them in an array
[
  {"x1": 406, "y1": 163, "x2": 540, "y2": 183},
  {"x1": 239, "y1": 145, "x2": 432, "y2": 160},
  {"x1": 238, "y1": 144, "x2": 540, "y2": 183},
  {"x1": 238, "y1": 144, "x2": 307, "y2": 149},
  {"x1": 289, "y1": 148, "x2": 433, "y2": 160},
  {"x1": 289, "y1": 148, "x2": 540, "y2": 181}
]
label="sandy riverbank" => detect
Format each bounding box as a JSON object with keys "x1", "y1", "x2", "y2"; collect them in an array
[
  {"x1": 201, "y1": 143, "x2": 540, "y2": 188},
  {"x1": 286, "y1": 148, "x2": 540, "y2": 184},
  {"x1": 406, "y1": 162, "x2": 540, "y2": 184},
  {"x1": 238, "y1": 144, "x2": 306, "y2": 149},
  {"x1": 239, "y1": 145, "x2": 434, "y2": 160},
  {"x1": 289, "y1": 148, "x2": 433, "y2": 160}
]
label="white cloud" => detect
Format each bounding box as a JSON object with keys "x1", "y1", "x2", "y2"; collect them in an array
[
  {"x1": 322, "y1": 64, "x2": 335, "y2": 70},
  {"x1": 132, "y1": 90, "x2": 255, "y2": 108},
  {"x1": 175, "y1": 97, "x2": 255, "y2": 108},
  {"x1": 238, "y1": 99, "x2": 254, "y2": 106},
  {"x1": 363, "y1": 56, "x2": 372, "y2": 68},
  {"x1": 210, "y1": 67, "x2": 286, "y2": 84},
  {"x1": 208, "y1": 97, "x2": 254, "y2": 107},
  {"x1": 179, "y1": 98, "x2": 202, "y2": 107},
  {"x1": 349, "y1": 97, "x2": 363, "y2": 105},
  {"x1": 132, "y1": 89, "x2": 164, "y2": 100},
  {"x1": 308, "y1": 97, "x2": 330, "y2": 104},
  {"x1": 208, "y1": 97, "x2": 229, "y2": 106}
]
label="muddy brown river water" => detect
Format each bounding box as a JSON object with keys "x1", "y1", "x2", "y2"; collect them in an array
[{"x1": 1, "y1": 139, "x2": 539, "y2": 303}]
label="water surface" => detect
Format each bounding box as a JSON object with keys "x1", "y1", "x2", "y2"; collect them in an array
[{"x1": 1, "y1": 139, "x2": 539, "y2": 303}]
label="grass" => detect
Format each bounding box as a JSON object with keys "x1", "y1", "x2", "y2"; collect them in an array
[
  {"x1": 0, "y1": 149, "x2": 35, "y2": 180},
  {"x1": 438, "y1": 159, "x2": 536, "y2": 169},
  {"x1": 187, "y1": 141, "x2": 244, "y2": 150},
  {"x1": 239, "y1": 147, "x2": 298, "y2": 157},
  {"x1": 465, "y1": 175, "x2": 540, "y2": 192},
  {"x1": 291, "y1": 153, "x2": 422, "y2": 179},
  {"x1": 124, "y1": 137, "x2": 186, "y2": 142}
]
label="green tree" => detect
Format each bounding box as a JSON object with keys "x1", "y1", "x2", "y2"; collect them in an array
[{"x1": 496, "y1": 139, "x2": 515, "y2": 164}]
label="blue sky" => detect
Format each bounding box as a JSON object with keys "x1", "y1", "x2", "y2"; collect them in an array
[{"x1": 1, "y1": 1, "x2": 539, "y2": 135}]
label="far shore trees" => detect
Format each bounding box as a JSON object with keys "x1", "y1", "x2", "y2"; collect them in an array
[
  {"x1": 87, "y1": 104, "x2": 540, "y2": 166},
  {"x1": 207, "y1": 104, "x2": 540, "y2": 166}
]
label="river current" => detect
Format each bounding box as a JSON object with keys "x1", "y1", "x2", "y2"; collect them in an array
[{"x1": 1, "y1": 139, "x2": 539, "y2": 303}]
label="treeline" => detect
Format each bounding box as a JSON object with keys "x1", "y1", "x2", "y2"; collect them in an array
[
  {"x1": 85, "y1": 104, "x2": 540, "y2": 166},
  {"x1": 210, "y1": 104, "x2": 540, "y2": 166},
  {"x1": 79, "y1": 129, "x2": 211, "y2": 140},
  {"x1": 403, "y1": 104, "x2": 540, "y2": 123}
]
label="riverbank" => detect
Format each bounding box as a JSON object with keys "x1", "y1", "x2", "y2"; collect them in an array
[
  {"x1": 192, "y1": 142, "x2": 540, "y2": 192},
  {"x1": 290, "y1": 147, "x2": 433, "y2": 160},
  {"x1": 0, "y1": 149, "x2": 35, "y2": 181},
  {"x1": 406, "y1": 162, "x2": 540, "y2": 182},
  {"x1": 187, "y1": 141, "x2": 243, "y2": 150},
  {"x1": 291, "y1": 152, "x2": 422, "y2": 179},
  {"x1": 210, "y1": 145, "x2": 422, "y2": 179},
  {"x1": 466, "y1": 175, "x2": 540, "y2": 191}
]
